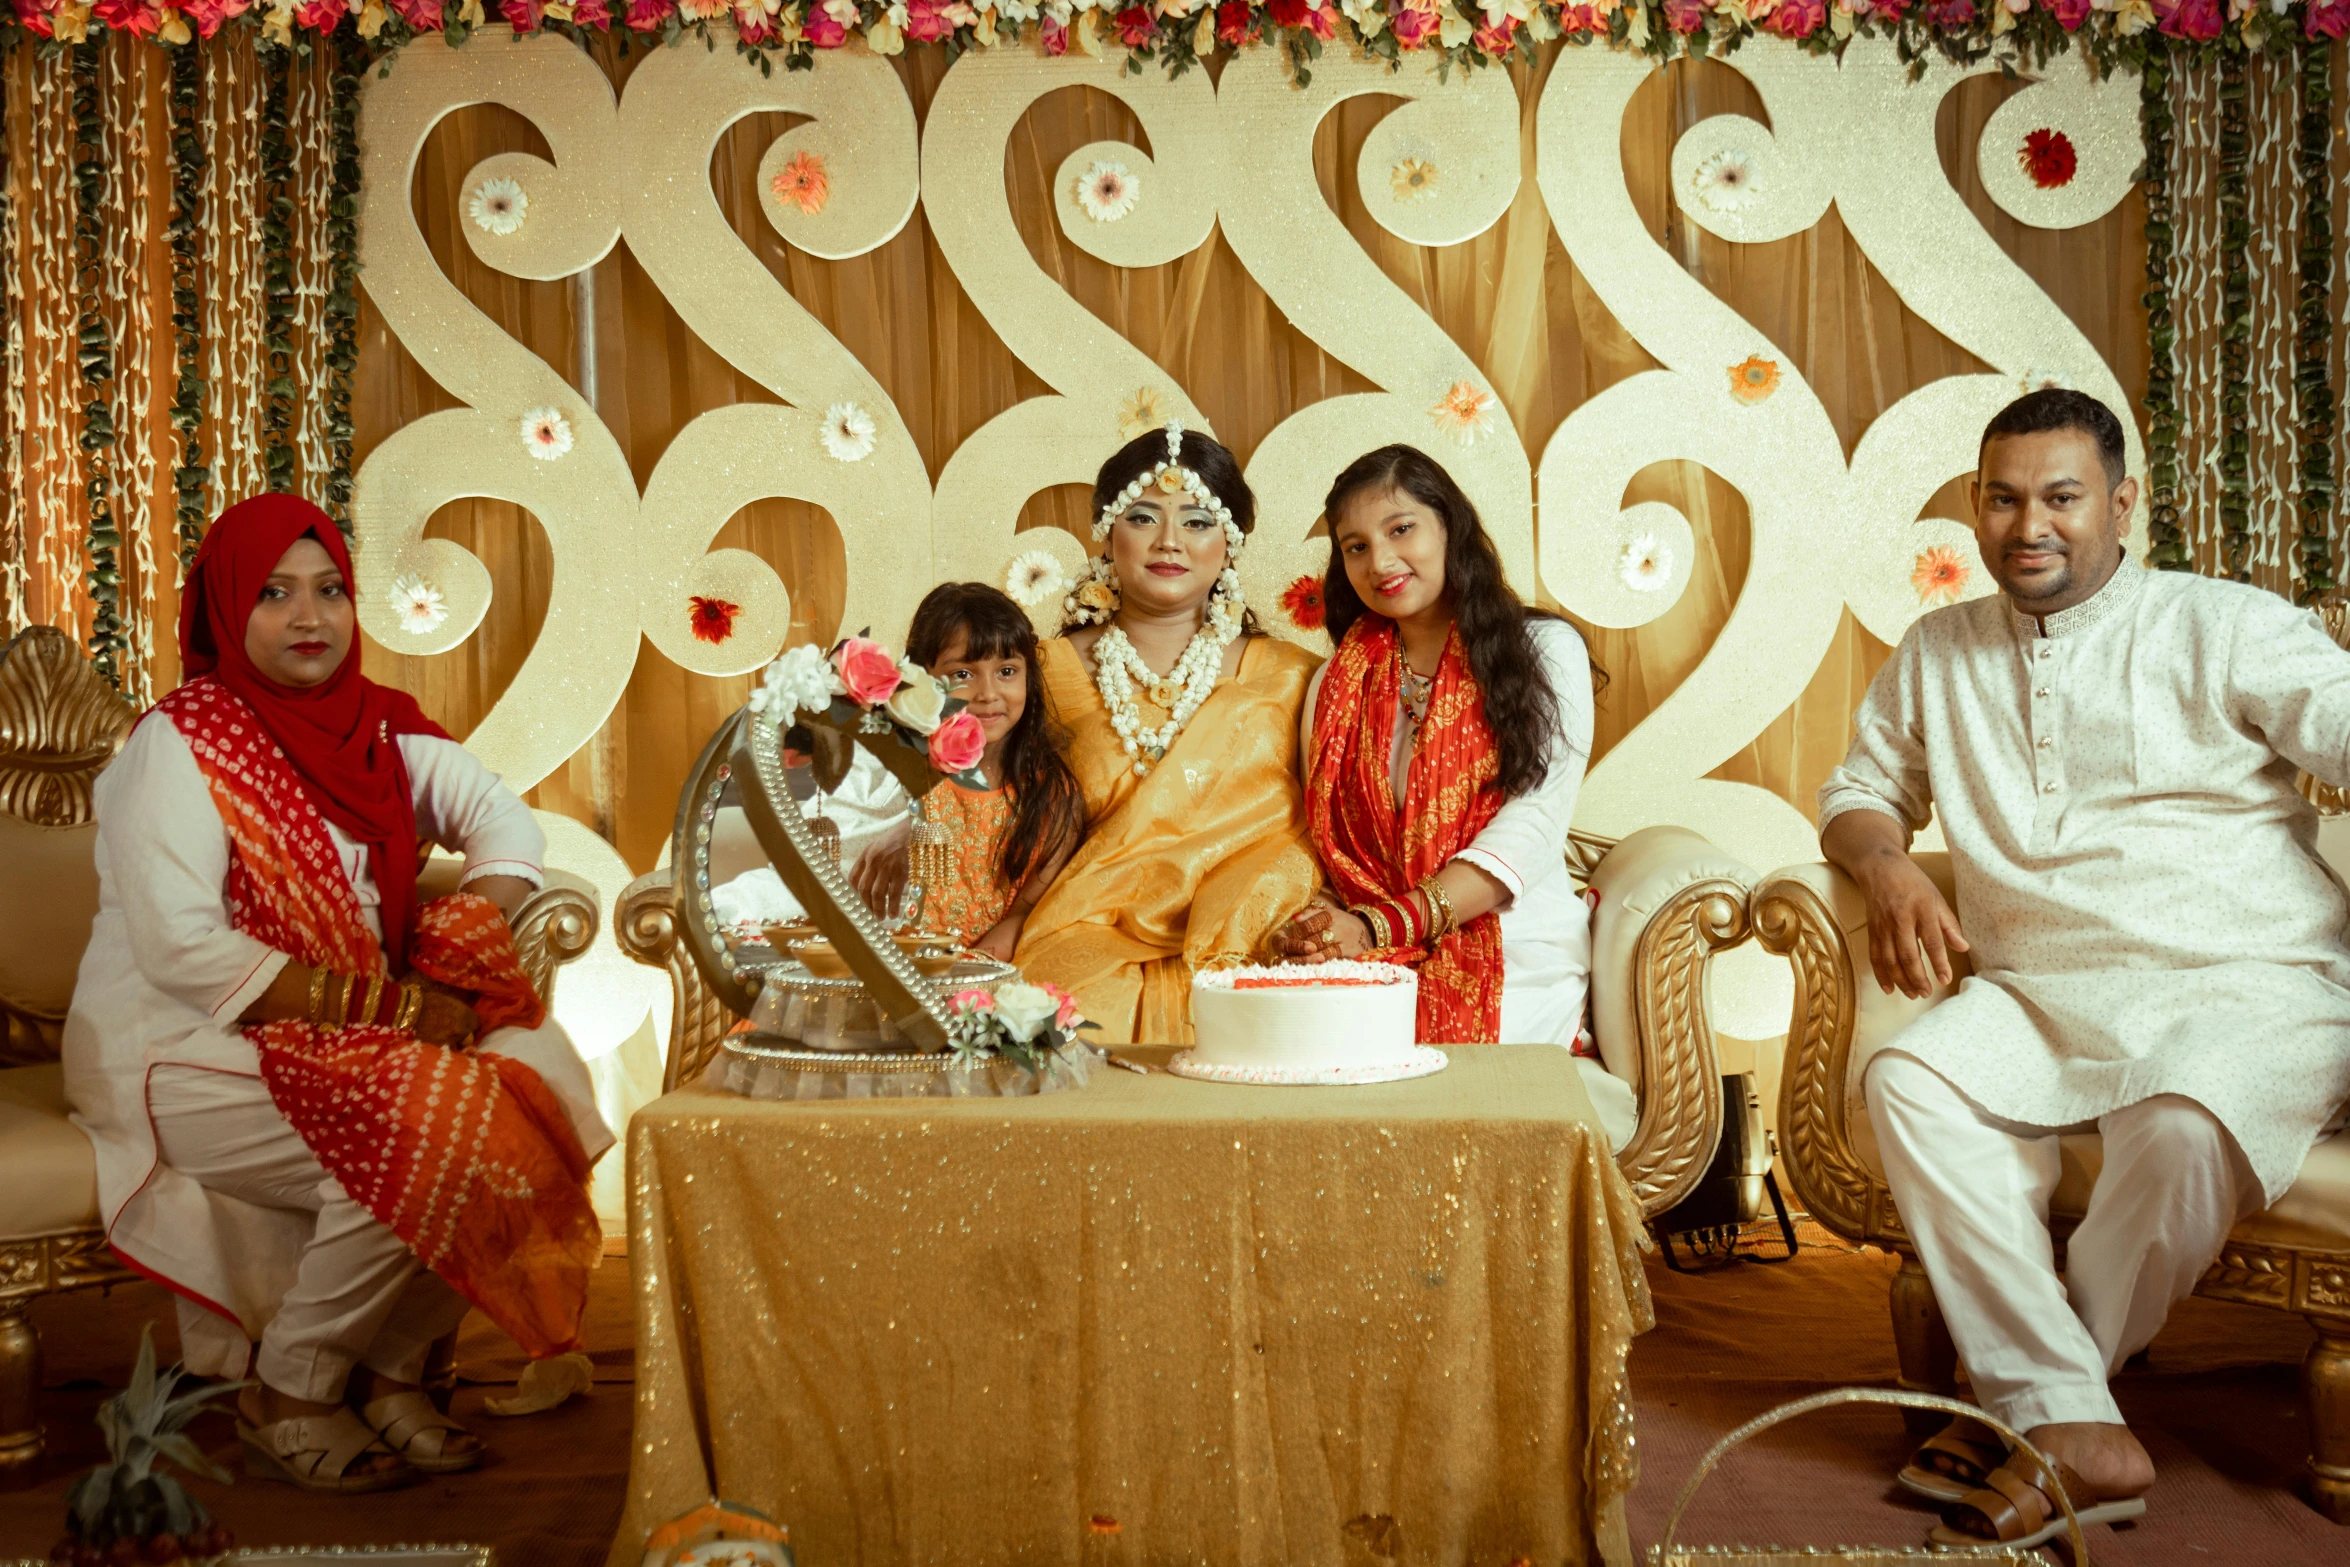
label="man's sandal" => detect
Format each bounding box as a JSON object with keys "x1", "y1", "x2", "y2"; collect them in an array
[
  {"x1": 1895, "y1": 1417, "x2": 2010, "y2": 1503},
  {"x1": 238, "y1": 1407, "x2": 415, "y2": 1494},
  {"x1": 1929, "y1": 1457, "x2": 2147, "y2": 1550},
  {"x1": 357, "y1": 1389, "x2": 483, "y2": 1475}
]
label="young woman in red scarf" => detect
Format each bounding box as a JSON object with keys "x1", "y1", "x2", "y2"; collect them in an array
[
  {"x1": 63, "y1": 496, "x2": 611, "y2": 1494},
  {"x1": 1274, "y1": 448, "x2": 1609, "y2": 1092}
]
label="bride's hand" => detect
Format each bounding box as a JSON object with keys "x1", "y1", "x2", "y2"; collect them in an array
[
  {"x1": 849, "y1": 824, "x2": 912, "y2": 918},
  {"x1": 1271, "y1": 904, "x2": 1371, "y2": 964}
]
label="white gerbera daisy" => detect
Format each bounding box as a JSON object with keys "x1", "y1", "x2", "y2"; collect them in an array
[
  {"x1": 468, "y1": 177, "x2": 529, "y2": 237},
  {"x1": 1689, "y1": 150, "x2": 1760, "y2": 215},
  {"x1": 2017, "y1": 367, "x2": 2074, "y2": 395},
  {"x1": 1074, "y1": 160, "x2": 1140, "y2": 224},
  {"x1": 820, "y1": 401, "x2": 878, "y2": 464},
  {"x1": 1004, "y1": 550, "x2": 1069, "y2": 609},
  {"x1": 388, "y1": 574, "x2": 448, "y2": 635},
  {"x1": 1619, "y1": 533, "x2": 1673, "y2": 593},
  {"x1": 521, "y1": 407, "x2": 573, "y2": 461}
]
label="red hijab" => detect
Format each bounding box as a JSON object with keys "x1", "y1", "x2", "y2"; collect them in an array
[{"x1": 177, "y1": 495, "x2": 449, "y2": 967}]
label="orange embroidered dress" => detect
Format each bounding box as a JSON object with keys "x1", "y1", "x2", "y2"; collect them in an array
[
  {"x1": 916, "y1": 780, "x2": 1016, "y2": 944},
  {"x1": 1306, "y1": 619, "x2": 1508, "y2": 1043}
]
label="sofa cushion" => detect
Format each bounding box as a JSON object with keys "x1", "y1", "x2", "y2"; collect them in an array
[
  {"x1": 0, "y1": 1063, "x2": 101, "y2": 1240},
  {"x1": 0, "y1": 814, "x2": 99, "y2": 1024}
]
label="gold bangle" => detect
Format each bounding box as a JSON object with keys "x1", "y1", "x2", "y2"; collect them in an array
[
  {"x1": 1354, "y1": 902, "x2": 1390, "y2": 951},
  {"x1": 332, "y1": 973, "x2": 353, "y2": 1030},
  {"x1": 358, "y1": 973, "x2": 386, "y2": 1029},
  {"x1": 395, "y1": 982, "x2": 425, "y2": 1033},
  {"x1": 1417, "y1": 874, "x2": 1458, "y2": 941},
  {"x1": 305, "y1": 967, "x2": 330, "y2": 1024}
]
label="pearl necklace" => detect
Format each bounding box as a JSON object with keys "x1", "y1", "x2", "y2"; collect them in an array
[{"x1": 1093, "y1": 588, "x2": 1242, "y2": 778}]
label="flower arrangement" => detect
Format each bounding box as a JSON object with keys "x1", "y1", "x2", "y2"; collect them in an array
[
  {"x1": 944, "y1": 978, "x2": 1091, "y2": 1072},
  {"x1": 9, "y1": 0, "x2": 2334, "y2": 89},
  {"x1": 746, "y1": 634, "x2": 991, "y2": 791}
]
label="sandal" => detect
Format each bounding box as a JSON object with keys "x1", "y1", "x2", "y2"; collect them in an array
[
  {"x1": 238, "y1": 1407, "x2": 415, "y2": 1494},
  {"x1": 1896, "y1": 1416, "x2": 2009, "y2": 1504},
  {"x1": 1929, "y1": 1456, "x2": 2147, "y2": 1550},
  {"x1": 357, "y1": 1389, "x2": 484, "y2": 1474}
]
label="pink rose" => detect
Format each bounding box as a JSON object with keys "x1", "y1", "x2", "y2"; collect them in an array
[
  {"x1": 802, "y1": 1, "x2": 844, "y2": 41},
  {"x1": 2043, "y1": 0, "x2": 2088, "y2": 25},
  {"x1": 1762, "y1": 0, "x2": 1822, "y2": 33},
  {"x1": 92, "y1": 0, "x2": 167, "y2": 33},
  {"x1": 1039, "y1": 11, "x2": 1067, "y2": 49},
  {"x1": 949, "y1": 987, "x2": 996, "y2": 1013},
  {"x1": 500, "y1": 0, "x2": 543, "y2": 27},
  {"x1": 1388, "y1": 0, "x2": 1437, "y2": 44},
  {"x1": 733, "y1": 0, "x2": 772, "y2": 38},
  {"x1": 1471, "y1": 11, "x2": 1517, "y2": 53},
  {"x1": 625, "y1": 0, "x2": 674, "y2": 29},
  {"x1": 294, "y1": 0, "x2": 346, "y2": 28},
  {"x1": 1047, "y1": 985, "x2": 1081, "y2": 1028},
  {"x1": 1921, "y1": 0, "x2": 1972, "y2": 25},
  {"x1": 2305, "y1": 0, "x2": 2347, "y2": 34},
  {"x1": 831, "y1": 637, "x2": 903, "y2": 707},
  {"x1": 1662, "y1": 0, "x2": 1707, "y2": 30},
  {"x1": 2155, "y1": 0, "x2": 2220, "y2": 35},
  {"x1": 571, "y1": 0, "x2": 609, "y2": 22},
  {"x1": 384, "y1": 0, "x2": 441, "y2": 28},
  {"x1": 928, "y1": 710, "x2": 987, "y2": 775},
  {"x1": 1113, "y1": 3, "x2": 1155, "y2": 41},
  {"x1": 11, "y1": 0, "x2": 58, "y2": 36},
  {"x1": 903, "y1": 0, "x2": 955, "y2": 37}
]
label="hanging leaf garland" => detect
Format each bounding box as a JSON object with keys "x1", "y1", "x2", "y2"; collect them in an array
[
  {"x1": 73, "y1": 39, "x2": 125, "y2": 686},
  {"x1": 2293, "y1": 34, "x2": 2337, "y2": 606},
  {"x1": 168, "y1": 39, "x2": 209, "y2": 569},
  {"x1": 259, "y1": 41, "x2": 297, "y2": 496},
  {"x1": 324, "y1": 30, "x2": 364, "y2": 529},
  {"x1": 2140, "y1": 47, "x2": 2188, "y2": 573},
  {"x1": 2215, "y1": 48, "x2": 2251, "y2": 583}
]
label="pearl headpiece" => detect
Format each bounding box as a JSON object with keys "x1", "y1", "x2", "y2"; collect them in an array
[
  {"x1": 1091, "y1": 420, "x2": 1248, "y2": 562},
  {"x1": 1063, "y1": 418, "x2": 1250, "y2": 634}
]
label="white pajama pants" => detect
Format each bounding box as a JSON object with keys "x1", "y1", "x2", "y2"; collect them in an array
[
  {"x1": 149, "y1": 1067, "x2": 471, "y2": 1405},
  {"x1": 1864, "y1": 1049, "x2": 2263, "y2": 1431}
]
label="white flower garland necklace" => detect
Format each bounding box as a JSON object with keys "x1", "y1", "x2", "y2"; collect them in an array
[{"x1": 1083, "y1": 421, "x2": 1249, "y2": 779}]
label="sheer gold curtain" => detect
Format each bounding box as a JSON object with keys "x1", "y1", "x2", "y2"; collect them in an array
[{"x1": 337, "y1": 45, "x2": 2152, "y2": 872}]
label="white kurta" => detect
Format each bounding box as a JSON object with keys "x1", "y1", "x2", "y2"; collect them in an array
[
  {"x1": 63, "y1": 715, "x2": 611, "y2": 1337},
  {"x1": 1821, "y1": 558, "x2": 2350, "y2": 1200},
  {"x1": 1301, "y1": 618, "x2": 1597, "y2": 1046}
]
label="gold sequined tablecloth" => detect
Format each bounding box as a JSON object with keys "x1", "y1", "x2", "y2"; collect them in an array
[{"x1": 609, "y1": 1046, "x2": 1655, "y2": 1567}]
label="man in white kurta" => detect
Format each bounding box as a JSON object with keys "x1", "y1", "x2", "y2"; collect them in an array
[{"x1": 1820, "y1": 389, "x2": 2350, "y2": 1534}]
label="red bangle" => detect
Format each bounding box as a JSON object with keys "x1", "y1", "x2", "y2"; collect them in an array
[{"x1": 1378, "y1": 898, "x2": 1421, "y2": 950}]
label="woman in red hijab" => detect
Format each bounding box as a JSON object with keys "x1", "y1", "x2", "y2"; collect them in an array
[{"x1": 63, "y1": 496, "x2": 612, "y2": 1494}]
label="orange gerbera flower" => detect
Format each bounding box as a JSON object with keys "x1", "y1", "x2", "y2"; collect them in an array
[
  {"x1": 771, "y1": 149, "x2": 830, "y2": 217},
  {"x1": 1728, "y1": 355, "x2": 1780, "y2": 405},
  {"x1": 1911, "y1": 544, "x2": 1970, "y2": 607}
]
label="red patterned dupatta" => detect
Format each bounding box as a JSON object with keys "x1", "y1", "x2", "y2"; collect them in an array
[
  {"x1": 1305, "y1": 616, "x2": 1507, "y2": 1042},
  {"x1": 156, "y1": 677, "x2": 600, "y2": 1358}
]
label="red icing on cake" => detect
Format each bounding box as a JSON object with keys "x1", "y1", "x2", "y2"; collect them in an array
[{"x1": 1231, "y1": 975, "x2": 1391, "y2": 990}]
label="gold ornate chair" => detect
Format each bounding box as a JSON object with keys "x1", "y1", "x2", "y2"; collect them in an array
[
  {"x1": 0, "y1": 626, "x2": 601, "y2": 1469},
  {"x1": 619, "y1": 714, "x2": 1759, "y2": 1219},
  {"x1": 1754, "y1": 849, "x2": 2350, "y2": 1523}
]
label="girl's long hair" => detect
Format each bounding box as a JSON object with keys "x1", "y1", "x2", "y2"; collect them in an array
[
  {"x1": 1319, "y1": 445, "x2": 1585, "y2": 798},
  {"x1": 907, "y1": 583, "x2": 1086, "y2": 891}
]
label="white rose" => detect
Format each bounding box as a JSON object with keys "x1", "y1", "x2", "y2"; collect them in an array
[
  {"x1": 885, "y1": 661, "x2": 947, "y2": 736},
  {"x1": 990, "y1": 981, "x2": 1059, "y2": 1044},
  {"x1": 751, "y1": 644, "x2": 843, "y2": 728}
]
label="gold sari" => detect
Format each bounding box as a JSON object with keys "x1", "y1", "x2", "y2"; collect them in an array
[{"x1": 1016, "y1": 635, "x2": 1323, "y2": 1044}]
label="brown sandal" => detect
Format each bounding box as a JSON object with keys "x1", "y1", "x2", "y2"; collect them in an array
[
  {"x1": 1929, "y1": 1456, "x2": 2146, "y2": 1550},
  {"x1": 1896, "y1": 1416, "x2": 2009, "y2": 1504}
]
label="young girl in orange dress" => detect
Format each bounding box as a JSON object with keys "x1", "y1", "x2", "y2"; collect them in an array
[{"x1": 896, "y1": 584, "x2": 1085, "y2": 959}]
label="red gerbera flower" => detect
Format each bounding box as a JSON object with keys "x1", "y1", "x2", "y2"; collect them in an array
[
  {"x1": 1280, "y1": 574, "x2": 1326, "y2": 632},
  {"x1": 690, "y1": 596, "x2": 742, "y2": 646},
  {"x1": 2020, "y1": 128, "x2": 2077, "y2": 191}
]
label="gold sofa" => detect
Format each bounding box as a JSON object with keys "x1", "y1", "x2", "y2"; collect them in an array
[
  {"x1": 618, "y1": 733, "x2": 1760, "y2": 1219},
  {"x1": 1754, "y1": 851, "x2": 2350, "y2": 1522},
  {"x1": 0, "y1": 626, "x2": 602, "y2": 1470}
]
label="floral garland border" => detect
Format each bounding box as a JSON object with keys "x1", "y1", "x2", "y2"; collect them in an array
[
  {"x1": 2215, "y1": 46, "x2": 2250, "y2": 582},
  {"x1": 5, "y1": 0, "x2": 2347, "y2": 85},
  {"x1": 2140, "y1": 45, "x2": 2188, "y2": 573},
  {"x1": 167, "y1": 36, "x2": 208, "y2": 567},
  {"x1": 258, "y1": 39, "x2": 295, "y2": 495},
  {"x1": 324, "y1": 28, "x2": 360, "y2": 525},
  {"x1": 2293, "y1": 32, "x2": 2336, "y2": 605},
  {"x1": 73, "y1": 38, "x2": 126, "y2": 685}
]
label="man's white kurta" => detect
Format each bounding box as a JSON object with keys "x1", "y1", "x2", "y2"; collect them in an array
[
  {"x1": 1820, "y1": 559, "x2": 2350, "y2": 1201},
  {"x1": 63, "y1": 716, "x2": 612, "y2": 1344}
]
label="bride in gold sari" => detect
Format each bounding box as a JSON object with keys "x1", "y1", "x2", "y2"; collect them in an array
[{"x1": 1014, "y1": 425, "x2": 1321, "y2": 1043}]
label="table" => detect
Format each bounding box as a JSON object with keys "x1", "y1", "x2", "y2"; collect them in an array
[{"x1": 609, "y1": 1046, "x2": 1654, "y2": 1567}]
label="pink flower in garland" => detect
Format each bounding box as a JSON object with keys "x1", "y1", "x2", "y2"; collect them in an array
[
  {"x1": 92, "y1": 0, "x2": 168, "y2": 34},
  {"x1": 499, "y1": 0, "x2": 543, "y2": 28},
  {"x1": 1266, "y1": 0, "x2": 1333, "y2": 38},
  {"x1": 2044, "y1": 0, "x2": 2090, "y2": 28},
  {"x1": 11, "y1": 0, "x2": 60, "y2": 38},
  {"x1": 1113, "y1": 3, "x2": 1156, "y2": 43},
  {"x1": 802, "y1": 0, "x2": 845, "y2": 42},
  {"x1": 690, "y1": 596, "x2": 742, "y2": 646},
  {"x1": 1215, "y1": 0, "x2": 1256, "y2": 42},
  {"x1": 173, "y1": 0, "x2": 254, "y2": 32},
  {"x1": 1762, "y1": 0, "x2": 1825, "y2": 36},
  {"x1": 384, "y1": 0, "x2": 442, "y2": 28},
  {"x1": 1471, "y1": 9, "x2": 1518, "y2": 53},
  {"x1": 571, "y1": 0, "x2": 610, "y2": 21},
  {"x1": 733, "y1": 0, "x2": 773, "y2": 41},
  {"x1": 292, "y1": 0, "x2": 346, "y2": 28},
  {"x1": 2019, "y1": 128, "x2": 2077, "y2": 189},
  {"x1": 1662, "y1": 0, "x2": 1707, "y2": 30},
  {"x1": 2155, "y1": 0, "x2": 2221, "y2": 37},
  {"x1": 1557, "y1": 2, "x2": 1608, "y2": 32},
  {"x1": 1921, "y1": 0, "x2": 1973, "y2": 25},
  {"x1": 1855, "y1": 0, "x2": 1909, "y2": 18},
  {"x1": 2304, "y1": 0, "x2": 2347, "y2": 36},
  {"x1": 1039, "y1": 11, "x2": 1068, "y2": 49},
  {"x1": 624, "y1": 0, "x2": 674, "y2": 29}
]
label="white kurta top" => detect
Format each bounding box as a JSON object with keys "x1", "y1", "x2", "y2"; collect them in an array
[
  {"x1": 1302, "y1": 618, "x2": 1596, "y2": 1046},
  {"x1": 62, "y1": 716, "x2": 594, "y2": 1325},
  {"x1": 1821, "y1": 558, "x2": 2350, "y2": 1199}
]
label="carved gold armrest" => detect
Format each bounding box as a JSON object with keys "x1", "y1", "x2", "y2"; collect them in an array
[
  {"x1": 1750, "y1": 865, "x2": 1887, "y2": 1243},
  {"x1": 510, "y1": 869, "x2": 600, "y2": 1005},
  {"x1": 617, "y1": 871, "x2": 738, "y2": 1094}
]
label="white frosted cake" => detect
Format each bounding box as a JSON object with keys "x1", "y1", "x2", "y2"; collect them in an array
[{"x1": 1173, "y1": 961, "x2": 1447, "y2": 1085}]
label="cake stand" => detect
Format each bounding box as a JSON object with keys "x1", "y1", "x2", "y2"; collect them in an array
[{"x1": 1163, "y1": 1046, "x2": 1449, "y2": 1086}]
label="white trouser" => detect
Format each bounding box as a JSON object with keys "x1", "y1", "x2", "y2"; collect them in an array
[
  {"x1": 1864, "y1": 1049, "x2": 2261, "y2": 1431},
  {"x1": 150, "y1": 1067, "x2": 470, "y2": 1404}
]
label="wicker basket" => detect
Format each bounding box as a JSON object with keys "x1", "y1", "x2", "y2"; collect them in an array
[{"x1": 1649, "y1": 1389, "x2": 2087, "y2": 1566}]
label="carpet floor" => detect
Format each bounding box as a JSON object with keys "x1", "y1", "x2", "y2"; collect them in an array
[{"x1": 1, "y1": 1232, "x2": 2341, "y2": 1565}]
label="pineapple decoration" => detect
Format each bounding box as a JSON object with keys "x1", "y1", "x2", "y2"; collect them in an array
[{"x1": 48, "y1": 1326, "x2": 240, "y2": 1567}]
